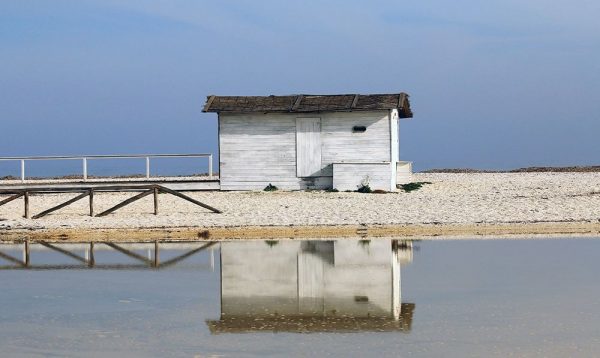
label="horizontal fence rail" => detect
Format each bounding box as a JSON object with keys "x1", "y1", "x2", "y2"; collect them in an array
[{"x1": 0, "y1": 153, "x2": 213, "y2": 182}]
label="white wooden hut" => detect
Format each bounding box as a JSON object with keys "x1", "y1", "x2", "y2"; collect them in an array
[{"x1": 202, "y1": 93, "x2": 413, "y2": 191}]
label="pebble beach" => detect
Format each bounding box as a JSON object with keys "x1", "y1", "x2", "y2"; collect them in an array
[{"x1": 1, "y1": 173, "x2": 599, "y2": 239}]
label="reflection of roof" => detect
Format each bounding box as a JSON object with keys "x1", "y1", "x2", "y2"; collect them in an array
[
  {"x1": 202, "y1": 93, "x2": 413, "y2": 118},
  {"x1": 206, "y1": 303, "x2": 415, "y2": 334}
]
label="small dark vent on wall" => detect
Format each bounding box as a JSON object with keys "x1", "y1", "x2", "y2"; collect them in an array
[{"x1": 352, "y1": 125, "x2": 367, "y2": 133}]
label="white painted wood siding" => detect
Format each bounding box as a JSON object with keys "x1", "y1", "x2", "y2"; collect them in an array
[
  {"x1": 390, "y1": 109, "x2": 400, "y2": 189},
  {"x1": 296, "y1": 118, "x2": 322, "y2": 177},
  {"x1": 332, "y1": 162, "x2": 393, "y2": 191},
  {"x1": 396, "y1": 161, "x2": 413, "y2": 185},
  {"x1": 321, "y1": 112, "x2": 391, "y2": 176},
  {"x1": 219, "y1": 111, "x2": 392, "y2": 190},
  {"x1": 219, "y1": 113, "x2": 298, "y2": 190}
]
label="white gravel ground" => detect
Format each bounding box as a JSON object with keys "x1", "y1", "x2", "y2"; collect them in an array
[{"x1": 0, "y1": 173, "x2": 599, "y2": 231}]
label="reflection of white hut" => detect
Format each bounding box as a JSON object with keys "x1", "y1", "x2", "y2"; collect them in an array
[
  {"x1": 207, "y1": 239, "x2": 415, "y2": 333},
  {"x1": 203, "y1": 94, "x2": 414, "y2": 191}
]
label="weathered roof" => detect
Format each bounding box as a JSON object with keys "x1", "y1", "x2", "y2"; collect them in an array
[{"x1": 202, "y1": 93, "x2": 413, "y2": 118}]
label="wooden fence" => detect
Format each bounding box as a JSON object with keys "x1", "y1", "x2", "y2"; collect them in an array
[{"x1": 0, "y1": 153, "x2": 214, "y2": 182}]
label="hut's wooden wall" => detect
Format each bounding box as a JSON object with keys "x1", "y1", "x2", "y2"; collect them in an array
[
  {"x1": 219, "y1": 111, "x2": 394, "y2": 190},
  {"x1": 320, "y1": 112, "x2": 391, "y2": 176},
  {"x1": 332, "y1": 162, "x2": 392, "y2": 191}
]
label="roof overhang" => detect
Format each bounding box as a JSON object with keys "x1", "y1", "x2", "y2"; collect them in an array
[{"x1": 202, "y1": 93, "x2": 413, "y2": 118}]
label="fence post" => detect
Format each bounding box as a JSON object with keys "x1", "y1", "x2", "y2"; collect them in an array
[
  {"x1": 209, "y1": 154, "x2": 213, "y2": 179},
  {"x1": 23, "y1": 191, "x2": 29, "y2": 218},
  {"x1": 153, "y1": 187, "x2": 158, "y2": 215},
  {"x1": 20, "y1": 160, "x2": 25, "y2": 182},
  {"x1": 82, "y1": 158, "x2": 87, "y2": 181},
  {"x1": 146, "y1": 157, "x2": 150, "y2": 179},
  {"x1": 89, "y1": 189, "x2": 94, "y2": 216}
]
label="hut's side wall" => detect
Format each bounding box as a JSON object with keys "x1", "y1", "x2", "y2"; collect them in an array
[
  {"x1": 219, "y1": 111, "x2": 392, "y2": 190},
  {"x1": 320, "y1": 112, "x2": 391, "y2": 176},
  {"x1": 332, "y1": 163, "x2": 392, "y2": 191}
]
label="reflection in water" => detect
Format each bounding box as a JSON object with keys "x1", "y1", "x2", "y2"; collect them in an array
[
  {"x1": 0, "y1": 242, "x2": 216, "y2": 270},
  {"x1": 0, "y1": 239, "x2": 414, "y2": 334},
  {"x1": 3, "y1": 238, "x2": 600, "y2": 356},
  {"x1": 207, "y1": 239, "x2": 415, "y2": 333}
]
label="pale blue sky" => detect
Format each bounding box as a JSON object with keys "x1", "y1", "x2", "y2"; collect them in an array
[{"x1": 1, "y1": 0, "x2": 598, "y2": 174}]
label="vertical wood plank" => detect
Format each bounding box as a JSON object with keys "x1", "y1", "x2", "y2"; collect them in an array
[
  {"x1": 23, "y1": 191, "x2": 29, "y2": 218},
  {"x1": 153, "y1": 187, "x2": 158, "y2": 215},
  {"x1": 296, "y1": 117, "x2": 322, "y2": 177},
  {"x1": 89, "y1": 190, "x2": 94, "y2": 217}
]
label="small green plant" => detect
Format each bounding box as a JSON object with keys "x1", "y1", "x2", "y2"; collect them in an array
[
  {"x1": 326, "y1": 188, "x2": 339, "y2": 192},
  {"x1": 399, "y1": 181, "x2": 432, "y2": 192},
  {"x1": 356, "y1": 176, "x2": 372, "y2": 193},
  {"x1": 356, "y1": 184, "x2": 372, "y2": 193},
  {"x1": 264, "y1": 183, "x2": 278, "y2": 191},
  {"x1": 265, "y1": 240, "x2": 279, "y2": 247}
]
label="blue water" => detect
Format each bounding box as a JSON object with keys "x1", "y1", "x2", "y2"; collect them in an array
[{"x1": 1, "y1": 238, "x2": 599, "y2": 357}]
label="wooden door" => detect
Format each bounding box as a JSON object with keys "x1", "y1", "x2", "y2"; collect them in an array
[{"x1": 296, "y1": 118, "x2": 322, "y2": 177}]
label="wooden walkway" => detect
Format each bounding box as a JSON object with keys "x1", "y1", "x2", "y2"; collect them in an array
[{"x1": 0, "y1": 184, "x2": 221, "y2": 219}]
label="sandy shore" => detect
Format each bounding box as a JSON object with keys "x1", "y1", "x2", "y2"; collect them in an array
[{"x1": 1, "y1": 173, "x2": 599, "y2": 241}]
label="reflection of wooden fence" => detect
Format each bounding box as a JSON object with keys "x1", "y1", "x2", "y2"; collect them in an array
[
  {"x1": 0, "y1": 184, "x2": 221, "y2": 219},
  {"x1": 0, "y1": 241, "x2": 216, "y2": 270}
]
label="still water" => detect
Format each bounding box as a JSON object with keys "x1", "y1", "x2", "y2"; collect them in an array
[{"x1": 1, "y1": 238, "x2": 600, "y2": 357}]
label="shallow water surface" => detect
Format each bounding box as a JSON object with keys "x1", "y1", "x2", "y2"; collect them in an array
[{"x1": 1, "y1": 238, "x2": 599, "y2": 357}]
